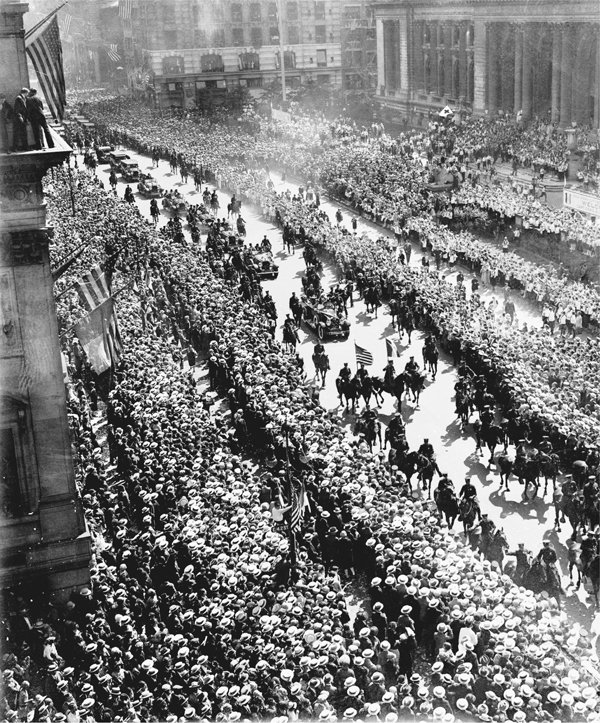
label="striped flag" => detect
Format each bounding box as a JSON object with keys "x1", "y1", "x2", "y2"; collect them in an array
[
  {"x1": 385, "y1": 338, "x2": 396, "y2": 359},
  {"x1": 77, "y1": 264, "x2": 111, "y2": 312},
  {"x1": 290, "y1": 482, "x2": 301, "y2": 532},
  {"x1": 107, "y1": 44, "x2": 121, "y2": 63},
  {"x1": 119, "y1": 0, "x2": 132, "y2": 19},
  {"x1": 25, "y1": 14, "x2": 66, "y2": 121},
  {"x1": 355, "y1": 342, "x2": 373, "y2": 366},
  {"x1": 74, "y1": 298, "x2": 122, "y2": 375},
  {"x1": 61, "y1": 13, "x2": 72, "y2": 37}
]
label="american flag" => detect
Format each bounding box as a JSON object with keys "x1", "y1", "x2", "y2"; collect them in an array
[
  {"x1": 355, "y1": 342, "x2": 373, "y2": 366},
  {"x1": 290, "y1": 481, "x2": 309, "y2": 532},
  {"x1": 61, "y1": 13, "x2": 72, "y2": 37},
  {"x1": 107, "y1": 44, "x2": 121, "y2": 63},
  {"x1": 25, "y1": 14, "x2": 66, "y2": 121},
  {"x1": 77, "y1": 264, "x2": 111, "y2": 312},
  {"x1": 119, "y1": 0, "x2": 132, "y2": 20}
]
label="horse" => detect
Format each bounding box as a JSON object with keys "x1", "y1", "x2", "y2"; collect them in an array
[
  {"x1": 458, "y1": 497, "x2": 481, "y2": 535},
  {"x1": 515, "y1": 456, "x2": 541, "y2": 500},
  {"x1": 369, "y1": 377, "x2": 387, "y2": 406},
  {"x1": 524, "y1": 559, "x2": 564, "y2": 608},
  {"x1": 392, "y1": 373, "x2": 406, "y2": 409},
  {"x1": 405, "y1": 370, "x2": 426, "y2": 405},
  {"x1": 388, "y1": 298, "x2": 399, "y2": 328},
  {"x1": 481, "y1": 423, "x2": 505, "y2": 464},
  {"x1": 416, "y1": 453, "x2": 437, "y2": 497},
  {"x1": 354, "y1": 414, "x2": 382, "y2": 452},
  {"x1": 283, "y1": 323, "x2": 299, "y2": 352},
  {"x1": 558, "y1": 491, "x2": 586, "y2": 540},
  {"x1": 398, "y1": 450, "x2": 421, "y2": 490},
  {"x1": 496, "y1": 452, "x2": 514, "y2": 491},
  {"x1": 483, "y1": 528, "x2": 509, "y2": 569},
  {"x1": 336, "y1": 376, "x2": 361, "y2": 411},
  {"x1": 423, "y1": 343, "x2": 439, "y2": 379},
  {"x1": 455, "y1": 388, "x2": 471, "y2": 427},
  {"x1": 364, "y1": 286, "x2": 381, "y2": 316},
  {"x1": 435, "y1": 485, "x2": 459, "y2": 529},
  {"x1": 581, "y1": 550, "x2": 600, "y2": 608},
  {"x1": 312, "y1": 350, "x2": 330, "y2": 387},
  {"x1": 538, "y1": 452, "x2": 560, "y2": 496}
]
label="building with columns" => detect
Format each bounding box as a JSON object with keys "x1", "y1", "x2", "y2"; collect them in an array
[{"x1": 373, "y1": 0, "x2": 600, "y2": 128}]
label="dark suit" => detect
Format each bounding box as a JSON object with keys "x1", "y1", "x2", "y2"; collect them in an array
[
  {"x1": 13, "y1": 94, "x2": 28, "y2": 151},
  {"x1": 27, "y1": 94, "x2": 54, "y2": 149}
]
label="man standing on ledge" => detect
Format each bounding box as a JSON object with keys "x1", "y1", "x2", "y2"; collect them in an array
[
  {"x1": 27, "y1": 89, "x2": 54, "y2": 150},
  {"x1": 12, "y1": 87, "x2": 29, "y2": 152}
]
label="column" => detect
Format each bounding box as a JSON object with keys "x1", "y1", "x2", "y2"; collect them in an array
[
  {"x1": 414, "y1": 20, "x2": 424, "y2": 91},
  {"x1": 473, "y1": 19, "x2": 487, "y2": 113},
  {"x1": 487, "y1": 23, "x2": 498, "y2": 113},
  {"x1": 376, "y1": 17, "x2": 385, "y2": 93},
  {"x1": 398, "y1": 17, "x2": 408, "y2": 90},
  {"x1": 458, "y1": 22, "x2": 468, "y2": 99},
  {"x1": 522, "y1": 24, "x2": 532, "y2": 120},
  {"x1": 500, "y1": 24, "x2": 514, "y2": 111},
  {"x1": 431, "y1": 22, "x2": 439, "y2": 94},
  {"x1": 594, "y1": 31, "x2": 600, "y2": 129},
  {"x1": 514, "y1": 25, "x2": 522, "y2": 112},
  {"x1": 444, "y1": 22, "x2": 453, "y2": 97},
  {"x1": 560, "y1": 24, "x2": 572, "y2": 125},
  {"x1": 551, "y1": 24, "x2": 561, "y2": 122},
  {"x1": 572, "y1": 25, "x2": 586, "y2": 125}
]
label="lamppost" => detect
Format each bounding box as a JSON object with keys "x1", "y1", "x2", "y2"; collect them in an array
[{"x1": 281, "y1": 419, "x2": 297, "y2": 570}]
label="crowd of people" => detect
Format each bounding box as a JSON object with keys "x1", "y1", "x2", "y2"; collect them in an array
[{"x1": 2, "y1": 93, "x2": 600, "y2": 723}]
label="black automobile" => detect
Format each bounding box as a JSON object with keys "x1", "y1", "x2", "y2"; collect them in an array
[{"x1": 303, "y1": 301, "x2": 350, "y2": 341}]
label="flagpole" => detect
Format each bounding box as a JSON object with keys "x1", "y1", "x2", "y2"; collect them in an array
[
  {"x1": 282, "y1": 420, "x2": 297, "y2": 575},
  {"x1": 25, "y1": 1, "x2": 68, "y2": 41}
]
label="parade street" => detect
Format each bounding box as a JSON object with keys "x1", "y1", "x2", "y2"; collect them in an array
[{"x1": 92, "y1": 147, "x2": 600, "y2": 651}]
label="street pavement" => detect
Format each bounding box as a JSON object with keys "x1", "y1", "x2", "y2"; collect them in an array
[{"x1": 88, "y1": 147, "x2": 600, "y2": 652}]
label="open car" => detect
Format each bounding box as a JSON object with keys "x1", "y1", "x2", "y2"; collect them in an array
[
  {"x1": 303, "y1": 300, "x2": 350, "y2": 341},
  {"x1": 248, "y1": 249, "x2": 279, "y2": 280},
  {"x1": 109, "y1": 150, "x2": 129, "y2": 170},
  {"x1": 162, "y1": 191, "x2": 189, "y2": 216},
  {"x1": 137, "y1": 175, "x2": 163, "y2": 198},
  {"x1": 95, "y1": 145, "x2": 114, "y2": 163},
  {"x1": 120, "y1": 158, "x2": 140, "y2": 181}
]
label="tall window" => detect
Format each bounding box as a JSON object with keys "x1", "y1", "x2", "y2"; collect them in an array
[
  {"x1": 287, "y1": 2, "x2": 298, "y2": 19},
  {"x1": 316, "y1": 49, "x2": 327, "y2": 67},
  {"x1": 276, "y1": 50, "x2": 296, "y2": 69},
  {"x1": 315, "y1": 25, "x2": 326, "y2": 43},
  {"x1": 268, "y1": 2, "x2": 277, "y2": 21},
  {"x1": 251, "y1": 27, "x2": 263, "y2": 47},
  {"x1": 315, "y1": 1, "x2": 326, "y2": 19},
  {"x1": 270, "y1": 26, "x2": 280, "y2": 43},
  {"x1": 164, "y1": 30, "x2": 178, "y2": 49},
  {"x1": 287, "y1": 25, "x2": 299, "y2": 44},
  {"x1": 232, "y1": 27, "x2": 245, "y2": 46},
  {"x1": 250, "y1": 3, "x2": 262, "y2": 21},
  {"x1": 0, "y1": 428, "x2": 21, "y2": 519},
  {"x1": 231, "y1": 3, "x2": 243, "y2": 22}
]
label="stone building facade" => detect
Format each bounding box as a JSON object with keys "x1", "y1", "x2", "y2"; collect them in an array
[
  {"x1": 373, "y1": 0, "x2": 600, "y2": 128},
  {"x1": 124, "y1": 0, "x2": 343, "y2": 108}
]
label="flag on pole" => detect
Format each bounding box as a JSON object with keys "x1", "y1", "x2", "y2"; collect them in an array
[
  {"x1": 118, "y1": 0, "x2": 132, "y2": 19},
  {"x1": 77, "y1": 264, "x2": 111, "y2": 311},
  {"x1": 290, "y1": 482, "x2": 302, "y2": 532},
  {"x1": 25, "y1": 14, "x2": 66, "y2": 121},
  {"x1": 385, "y1": 338, "x2": 396, "y2": 359},
  {"x1": 298, "y1": 481, "x2": 310, "y2": 516},
  {"x1": 355, "y1": 342, "x2": 373, "y2": 366},
  {"x1": 107, "y1": 44, "x2": 121, "y2": 62},
  {"x1": 74, "y1": 298, "x2": 122, "y2": 375}
]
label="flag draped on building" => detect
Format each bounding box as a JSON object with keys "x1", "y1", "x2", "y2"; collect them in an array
[
  {"x1": 25, "y1": 14, "x2": 66, "y2": 121},
  {"x1": 354, "y1": 342, "x2": 373, "y2": 366},
  {"x1": 107, "y1": 44, "x2": 121, "y2": 63},
  {"x1": 118, "y1": 0, "x2": 132, "y2": 20},
  {"x1": 74, "y1": 265, "x2": 122, "y2": 374},
  {"x1": 74, "y1": 298, "x2": 122, "y2": 375},
  {"x1": 77, "y1": 264, "x2": 111, "y2": 311}
]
